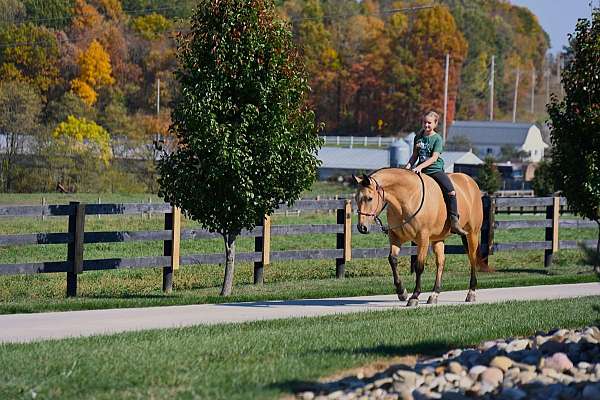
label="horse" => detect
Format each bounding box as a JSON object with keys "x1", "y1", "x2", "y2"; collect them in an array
[{"x1": 353, "y1": 168, "x2": 491, "y2": 307}]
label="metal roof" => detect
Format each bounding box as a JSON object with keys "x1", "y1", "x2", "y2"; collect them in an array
[
  {"x1": 448, "y1": 121, "x2": 534, "y2": 146},
  {"x1": 318, "y1": 147, "x2": 482, "y2": 171},
  {"x1": 318, "y1": 147, "x2": 390, "y2": 170}
]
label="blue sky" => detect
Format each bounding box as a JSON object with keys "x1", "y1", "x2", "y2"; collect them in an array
[{"x1": 509, "y1": 0, "x2": 595, "y2": 53}]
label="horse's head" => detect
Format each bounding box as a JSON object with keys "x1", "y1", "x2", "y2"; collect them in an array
[{"x1": 353, "y1": 173, "x2": 385, "y2": 234}]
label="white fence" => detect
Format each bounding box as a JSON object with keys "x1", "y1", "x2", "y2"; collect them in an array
[{"x1": 321, "y1": 136, "x2": 396, "y2": 148}]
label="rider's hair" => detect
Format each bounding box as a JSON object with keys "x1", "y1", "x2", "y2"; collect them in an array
[{"x1": 423, "y1": 110, "x2": 440, "y2": 123}]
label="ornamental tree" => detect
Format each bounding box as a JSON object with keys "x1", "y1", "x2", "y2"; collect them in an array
[
  {"x1": 477, "y1": 156, "x2": 501, "y2": 194},
  {"x1": 547, "y1": 9, "x2": 600, "y2": 272},
  {"x1": 157, "y1": 0, "x2": 322, "y2": 296}
]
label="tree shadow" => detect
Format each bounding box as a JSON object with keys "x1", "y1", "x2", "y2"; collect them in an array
[
  {"x1": 269, "y1": 340, "x2": 452, "y2": 394},
  {"x1": 495, "y1": 268, "x2": 548, "y2": 275},
  {"x1": 580, "y1": 242, "x2": 600, "y2": 269},
  {"x1": 271, "y1": 328, "x2": 600, "y2": 399}
]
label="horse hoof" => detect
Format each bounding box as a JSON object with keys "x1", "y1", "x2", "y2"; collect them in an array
[
  {"x1": 427, "y1": 295, "x2": 438, "y2": 304},
  {"x1": 407, "y1": 298, "x2": 419, "y2": 307},
  {"x1": 397, "y1": 289, "x2": 408, "y2": 301},
  {"x1": 465, "y1": 291, "x2": 476, "y2": 302}
]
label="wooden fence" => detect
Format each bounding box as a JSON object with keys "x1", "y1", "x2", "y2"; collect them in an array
[{"x1": 0, "y1": 196, "x2": 597, "y2": 297}]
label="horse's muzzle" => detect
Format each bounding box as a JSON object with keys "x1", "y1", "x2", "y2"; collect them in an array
[{"x1": 357, "y1": 224, "x2": 370, "y2": 234}]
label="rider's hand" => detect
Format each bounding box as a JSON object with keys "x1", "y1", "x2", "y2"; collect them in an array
[
  {"x1": 412, "y1": 167, "x2": 422, "y2": 174},
  {"x1": 404, "y1": 164, "x2": 411, "y2": 170}
]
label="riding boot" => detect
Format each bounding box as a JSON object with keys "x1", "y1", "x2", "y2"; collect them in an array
[{"x1": 447, "y1": 195, "x2": 468, "y2": 236}]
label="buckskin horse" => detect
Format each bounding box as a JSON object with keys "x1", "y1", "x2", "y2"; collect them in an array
[{"x1": 353, "y1": 169, "x2": 490, "y2": 307}]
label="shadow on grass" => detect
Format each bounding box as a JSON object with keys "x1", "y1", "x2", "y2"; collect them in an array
[
  {"x1": 220, "y1": 298, "x2": 397, "y2": 308},
  {"x1": 269, "y1": 341, "x2": 451, "y2": 395},
  {"x1": 495, "y1": 268, "x2": 548, "y2": 275}
]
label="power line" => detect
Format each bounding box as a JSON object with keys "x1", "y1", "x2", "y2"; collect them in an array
[
  {"x1": 9, "y1": 5, "x2": 190, "y2": 26},
  {"x1": 0, "y1": 5, "x2": 436, "y2": 50}
]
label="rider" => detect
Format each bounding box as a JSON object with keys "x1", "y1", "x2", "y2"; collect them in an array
[{"x1": 404, "y1": 111, "x2": 468, "y2": 235}]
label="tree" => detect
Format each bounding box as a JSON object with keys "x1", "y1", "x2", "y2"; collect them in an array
[
  {"x1": 498, "y1": 144, "x2": 528, "y2": 162},
  {"x1": 158, "y1": 0, "x2": 322, "y2": 296},
  {"x1": 547, "y1": 9, "x2": 600, "y2": 272},
  {"x1": 531, "y1": 160, "x2": 554, "y2": 196},
  {"x1": 0, "y1": 23, "x2": 61, "y2": 93},
  {"x1": 0, "y1": 80, "x2": 43, "y2": 192},
  {"x1": 477, "y1": 156, "x2": 501, "y2": 194},
  {"x1": 70, "y1": 39, "x2": 115, "y2": 105},
  {"x1": 23, "y1": 0, "x2": 75, "y2": 30},
  {"x1": 46, "y1": 115, "x2": 113, "y2": 192}
]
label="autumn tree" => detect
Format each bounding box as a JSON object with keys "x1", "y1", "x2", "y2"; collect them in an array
[
  {"x1": 46, "y1": 115, "x2": 112, "y2": 191},
  {"x1": 0, "y1": 80, "x2": 43, "y2": 191},
  {"x1": 0, "y1": 23, "x2": 61, "y2": 93},
  {"x1": 71, "y1": 39, "x2": 115, "y2": 105},
  {"x1": 158, "y1": 0, "x2": 322, "y2": 296},
  {"x1": 23, "y1": 0, "x2": 75, "y2": 30},
  {"x1": 548, "y1": 9, "x2": 600, "y2": 272}
]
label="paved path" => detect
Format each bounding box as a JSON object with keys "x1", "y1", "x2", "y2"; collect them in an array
[{"x1": 1, "y1": 283, "x2": 599, "y2": 344}]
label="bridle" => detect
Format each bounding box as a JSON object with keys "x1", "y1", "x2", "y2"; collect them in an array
[{"x1": 357, "y1": 172, "x2": 426, "y2": 234}]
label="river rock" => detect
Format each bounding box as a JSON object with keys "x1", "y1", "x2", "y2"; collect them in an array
[
  {"x1": 480, "y1": 367, "x2": 503, "y2": 386},
  {"x1": 543, "y1": 352, "x2": 573, "y2": 371},
  {"x1": 490, "y1": 356, "x2": 513, "y2": 372}
]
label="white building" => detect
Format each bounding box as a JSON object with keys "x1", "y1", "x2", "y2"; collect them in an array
[{"x1": 447, "y1": 121, "x2": 549, "y2": 162}]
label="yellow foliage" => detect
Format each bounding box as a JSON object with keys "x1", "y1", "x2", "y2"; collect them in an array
[
  {"x1": 90, "y1": 0, "x2": 123, "y2": 20},
  {"x1": 52, "y1": 115, "x2": 112, "y2": 165},
  {"x1": 70, "y1": 78, "x2": 97, "y2": 105},
  {"x1": 70, "y1": 39, "x2": 114, "y2": 104},
  {"x1": 131, "y1": 13, "x2": 172, "y2": 40}
]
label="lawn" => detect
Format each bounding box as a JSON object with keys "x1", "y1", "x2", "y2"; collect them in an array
[
  {"x1": 0, "y1": 207, "x2": 597, "y2": 313},
  {"x1": 1, "y1": 296, "x2": 599, "y2": 400}
]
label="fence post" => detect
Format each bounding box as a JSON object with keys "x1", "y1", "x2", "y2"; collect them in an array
[
  {"x1": 480, "y1": 194, "x2": 495, "y2": 266},
  {"x1": 335, "y1": 200, "x2": 352, "y2": 278},
  {"x1": 163, "y1": 206, "x2": 180, "y2": 293},
  {"x1": 66, "y1": 201, "x2": 85, "y2": 297},
  {"x1": 41, "y1": 197, "x2": 46, "y2": 221},
  {"x1": 544, "y1": 196, "x2": 560, "y2": 267},
  {"x1": 254, "y1": 215, "x2": 271, "y2": 284}
]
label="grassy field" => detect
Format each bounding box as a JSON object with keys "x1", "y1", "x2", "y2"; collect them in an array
[
  {"x1": 1, "y1": 296, "x2": 599, "y2": 400},
  {"x1": 0, "y1": 182, "x2": 352, "y2": 205},
  {"x1": 0, "y1": 208, "x2": 597, "y2": 313}
]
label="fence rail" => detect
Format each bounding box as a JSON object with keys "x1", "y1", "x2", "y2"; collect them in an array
[
  {"x1": 0, "y1": 196, "x2": 596, "y2": 297},
  {"x1": 321, "y1": 135, "x2": 396, "y2": 147}
]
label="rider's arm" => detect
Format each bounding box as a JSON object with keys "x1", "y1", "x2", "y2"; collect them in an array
[
  {"x1": 413, "y1": 152, "x2": 440, "y2": 171},
  {"x1": 405, "y1": 142, "x2": 418, "y2": 169}
]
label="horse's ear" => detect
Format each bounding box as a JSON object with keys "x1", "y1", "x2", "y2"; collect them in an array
[
  {"x1": 361, "y1": 174, "x2": 371, "y2": 187},
  {"x1": 352, "y1": 174, "x2": 361, "y2": 185}
]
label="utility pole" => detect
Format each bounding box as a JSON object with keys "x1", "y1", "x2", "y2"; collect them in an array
[
  {"x1": 512, "y1": 67, "x2": 520, "y2": 123},
  {"x1": 530, "y1": 68, "x2": 536, "y2": 114},
  {"x1": 443, "y1": 53, "x2": 449, "y2": 140},
  {"x1": 545, "y1": 69, "x2": 550, "y2": 105},
  {"x1": 489, "y1": 55, "x2": 495, "y2": 121}
]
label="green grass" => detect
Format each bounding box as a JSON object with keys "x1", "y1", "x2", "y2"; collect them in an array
[
  {"x1": 0, "y1": 211, "x2": 598, "y2": 314},
  {"x1": 1, "y1": 297, "x2": 599, "y2": 400},
  {"x1": 0, "y1": 181, "x2": 352, "y2": 205}
]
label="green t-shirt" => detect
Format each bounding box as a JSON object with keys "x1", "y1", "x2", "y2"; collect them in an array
[{"x1": 414, "y1": 132, "x2": 445, "y2": 174}]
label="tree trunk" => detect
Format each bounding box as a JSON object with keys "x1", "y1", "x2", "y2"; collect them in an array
[
  {"x1": 220, "y1": 232, "x2": 237, "y2": 296},
  {"x1": 595, "y1": 221, "x2": 600, "y2": 274}
]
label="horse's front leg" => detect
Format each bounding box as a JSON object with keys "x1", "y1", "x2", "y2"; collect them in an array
[
  {"x1": 388, "y1": 240, "x2": 408, "y2": 301},
  {"x1": 408, "y1": 241, "x2": 429, "y2": 307}
]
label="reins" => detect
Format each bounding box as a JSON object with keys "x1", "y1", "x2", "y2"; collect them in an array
[{"x1": 357, "y1": 171, "x2": 426, "y2": 234}]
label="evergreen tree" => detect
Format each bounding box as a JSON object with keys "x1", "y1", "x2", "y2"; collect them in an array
[{"x1": 477, "y1": 156, "x2": 501, "y2": 194}]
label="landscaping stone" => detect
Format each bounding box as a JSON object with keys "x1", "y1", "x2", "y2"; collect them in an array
[{"x1": 295, "y1": 326, "x2": 600, "y2": 400}]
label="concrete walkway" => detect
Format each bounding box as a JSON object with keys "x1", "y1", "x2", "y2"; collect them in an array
[{"x1": 1, "y1": 283, "x2": 599, "y2": 344}]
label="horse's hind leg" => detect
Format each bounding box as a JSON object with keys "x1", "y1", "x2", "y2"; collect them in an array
[
  {"x1": 461, "y1": 233, "x2": 478, "y2": 302},
  {"x1": 388, "y1": 241, "x2": 408, "y2": 301},
  {"x1": 408, "y1": 242, "x2": 428, "y2": 307},
  {"x1": 427, "y1": 241, "x2": 445, "y2": 304}
]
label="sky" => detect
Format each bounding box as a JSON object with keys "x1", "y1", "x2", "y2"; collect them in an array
[{"x1": 509, "y1": 0, "x2": 595, "y2": 53}]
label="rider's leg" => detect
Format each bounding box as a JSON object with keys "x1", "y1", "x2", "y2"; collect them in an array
[{"x1": 430, "y1": 172, "x2": 467, "y2": 235}]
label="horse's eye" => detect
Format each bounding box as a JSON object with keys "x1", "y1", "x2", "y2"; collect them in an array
[{"x1": 367, "y1": 197, "x2": 373, "y2": 202}]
